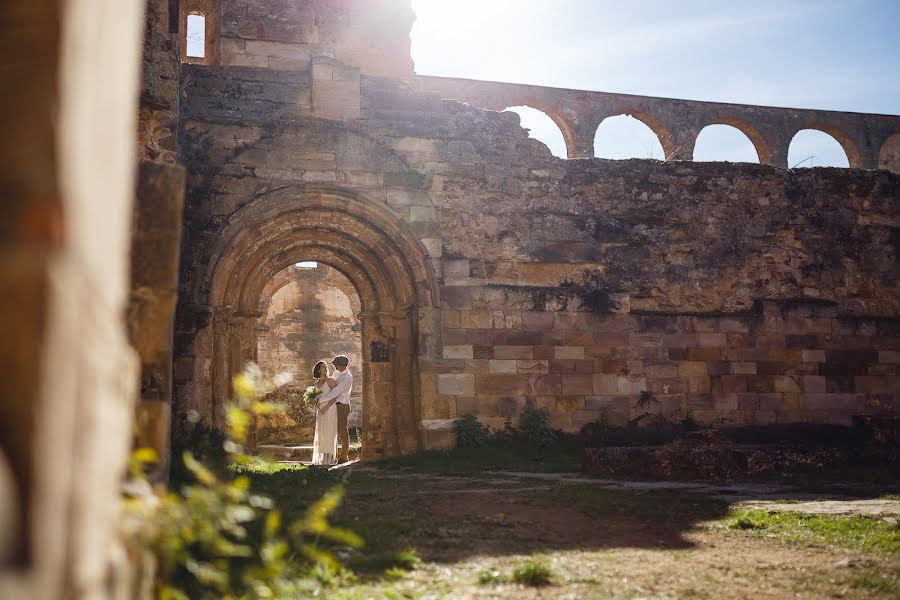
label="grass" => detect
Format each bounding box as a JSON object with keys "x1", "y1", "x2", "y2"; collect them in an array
[
  {"x1": 727, "y1": 509, "x2": 900, "y2": 553},
  {"x1": 375, "y1": 438, "x2": 582, "y2": 476},
  {"x1": 224, "y1": 445, "x2": 900, "y2": 598},
  {"x1": 511, "y1": 559, "x2": 555, "y2": 586}
]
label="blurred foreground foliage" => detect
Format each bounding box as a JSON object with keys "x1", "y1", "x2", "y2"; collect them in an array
[{"x1": 123, "y1": 365, "x2": 360, "y2": 599}]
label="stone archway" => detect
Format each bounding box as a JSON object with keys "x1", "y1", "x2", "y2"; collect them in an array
[{"x1": 202, "y1": 186, "x2": 439, "y2": 459}]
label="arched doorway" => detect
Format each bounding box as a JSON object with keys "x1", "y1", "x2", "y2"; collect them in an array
[{"x1": 202, "y1": 187, "x2": 439, "y2": 459}]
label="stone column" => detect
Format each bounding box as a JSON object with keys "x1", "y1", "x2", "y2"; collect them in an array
[{"x1": 567, "y1": 117, "x2": 597, "y2": 159}]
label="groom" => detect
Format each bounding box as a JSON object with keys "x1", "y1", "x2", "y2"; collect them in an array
[{"x1": 319, "y1": 355, "x2": 352, "y2": 462}]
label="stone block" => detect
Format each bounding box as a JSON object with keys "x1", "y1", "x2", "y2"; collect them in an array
[
  {"x1": 441, "y1": 286, "x2": 472, "y2": 309},
  {"x1": 554, "y1": 346, "x2": 585, "y2": 360},
  {"x1": 644, "y1": 363, "x2": 678, "y2": 378},
  {"x1": 476, "y1": 374, "x2": 529, "y2": 395},
  {"x1": 466, "y1": 359, "x2": 490, "y2": 373},
  {"x1": 562, "y1": 374, "x2": 594, "y2": 395},
  {"x1": 713, "y1": 394, "x2": 738, "y2": 411},
  {"x1": 698, "y1": 333, "x2": 727, "y2": 347},
  {"x1": 443, "y1": 329, "x2": 467, "y2": 345},
  {"x1": 549, "y1": 359, "x2": 575, "y2": 373},
  {"x1": 677, "y1": 361, "x2": 708, "y2": 378},
  {"x1": 472, "y1": 345, "x2": 493, "y2": 359},
  {"x1": 489, "y1": 359, "x2": 517, "y2": 373},
  {"x1": 593, "y1": 374, "x2": 618, "y2": 395},
  {"x1": 688, "y1": 375, "x2": 711, "y2": 393},
  {"x1": 855, "y1": 376, "x2": 899, "y2": 394},
  {"x1": 879, "y1": 351, "x2": 900, "y2": 364},
  {"x1": 444, "y1": 259, "x2": 470, "y2": 279},
  {"x1": 593, "y1": 332, "x2": 629, "y2": 347},
  {"x1": 720, "y1": 375, "x2": 748, "y2": 394},
  {"x1": 462, "y1": 310, "x2": 493, "y2": 329},
  {"x1": 732, "y1": 362, "x2": 757, "y2": 375},
  {"x1": 802, "y1": 375, "x2": 826, "y2": 393},
  {"x1": 437, "y1": 374, "x2": 474, "y2": 395},
  {"x1": 494, "y1": 345, "x2": 533, "y2": 360},
  {"x1": 773, "y1": 376, "x2": 801, "y2": 393},
  {"x1": 617, "y1": 375, "x2": 647, "y2": 395},
  {"x1": 443, "y1": 345, "x2": 473, "y2": 360},
  {"x1": 802, "y1": 393, "x2": 866, "y2": 411},
  {"x1": 517, "y1": 360, "x2": 549, "y2": 373},
  {"x1": 528, "y1": 374, "x2": 561, "y2": 395},
  {"x1": 707, "y1": 361, "x2": 731, "y2": 376},
  {"x1": 802, "y1": 349, "x2": 827, "y2": 363},
  {"x1": 688, "y1": 348, "x2": 724, "y2": 361},
  {"x1": 759, "y1": 393, "x2": 784, "y2": 411},
  {"x1": 522, "y1": 311, "x2": 555, "y2": 330},
  {"x1": 718, "y1": 318, "x2": 749, "y2": 333}
]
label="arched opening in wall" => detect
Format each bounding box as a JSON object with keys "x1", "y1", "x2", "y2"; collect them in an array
[
  {"x1": 185, "y1": 12, "x2": 206, "y2": 62},
  {"x1": 194, "y1": 189, "x2": 439, "y2": 460},
  {"x1": 693, "y1": 125, "x2": 760, "y2": 163},
  {"x1": 502, "y1": 105, "x2": 567, "y2": 158},
  {"x1": 255, "y1": 263, "x2": 364, "y2": 454},
  {"x1": 594, "y1": 115, "x2": 666, "y2": 160},
  {"x1": 880, "y1": 133, "x2": 900, "y2": 173},
  {"x1": 788, "y1": 129, "x2": 850, "y2": 168}
]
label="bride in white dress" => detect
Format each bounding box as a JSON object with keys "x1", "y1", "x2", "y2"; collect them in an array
[{"x1": 311, "y1": 361, "x2": 338, "y2": 465}]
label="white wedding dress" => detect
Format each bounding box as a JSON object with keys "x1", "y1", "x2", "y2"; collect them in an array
[{"x1": 311, "y1": 380, "x2": 337, "y2": 465}]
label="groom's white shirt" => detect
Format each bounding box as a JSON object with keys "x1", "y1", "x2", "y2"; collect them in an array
[{"x1": 320, "y1": 369, "x2": 352, "y2": 404}]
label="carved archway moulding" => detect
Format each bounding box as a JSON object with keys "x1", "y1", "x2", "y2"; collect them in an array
[{"x1": 203, "y1": 186, "x2": 439, "y2": 459}]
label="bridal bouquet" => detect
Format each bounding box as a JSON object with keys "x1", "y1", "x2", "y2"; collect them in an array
[{"x1": 302, "y1": 385, "x2": 323, "y2": 408}]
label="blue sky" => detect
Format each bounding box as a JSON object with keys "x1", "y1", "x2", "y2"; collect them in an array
[{"x1": 410, "y1": 0, "x2": 900, "y2": 165}]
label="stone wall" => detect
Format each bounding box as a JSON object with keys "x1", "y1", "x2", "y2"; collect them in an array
[
  {"x1": 173, "y1": 59, "x2": 899, "y2": 455},
  {"x1": 215, "y1": 0, "x2": 414, "y2": 79},
  {"x1": 257, "y1": 264, "x2": 363, "y2": 425}
]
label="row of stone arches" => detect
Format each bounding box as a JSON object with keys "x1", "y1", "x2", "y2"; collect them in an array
[{"x1": 503, "y1": 105, "x2": 899, "y2": 170}]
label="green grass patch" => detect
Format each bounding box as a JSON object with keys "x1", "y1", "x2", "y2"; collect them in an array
[
  {"x1": 375, "y1": 438, "x2": 582, "y2": 476},
  {"x1": 511, "y1": 559, "x2": 555, "y2": 586},
  {"x1": 727, "y1": 509, "x2": 900, "y2": 553}
]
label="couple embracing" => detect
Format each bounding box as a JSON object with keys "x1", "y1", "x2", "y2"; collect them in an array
[{"x1": 310, "y1": 355, "x2": 353, "y2": 466}]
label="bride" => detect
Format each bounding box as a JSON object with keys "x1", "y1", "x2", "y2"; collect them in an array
[{"x1": 311, "y1": 360, "x2": 338, "y2": 465}]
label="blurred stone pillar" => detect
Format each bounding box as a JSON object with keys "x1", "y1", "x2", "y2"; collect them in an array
[{"x1": 128, "y1": 161, "x2": 185, "y2": 479}]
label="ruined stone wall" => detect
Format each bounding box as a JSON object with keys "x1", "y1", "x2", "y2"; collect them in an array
[
  {"x1": 214, "y1": 0, "x2": 414, "y2": 78},
  {"x1": 175, "y1": 61, "x2": 899, "y2": 448},
  {"x1": 257, "y1": 264, "x2": 363, "y2": 425}
]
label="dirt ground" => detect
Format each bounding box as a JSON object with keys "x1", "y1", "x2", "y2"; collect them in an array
[{"x1": 300, "y1": 469, "x2": 900, "y2": 599}]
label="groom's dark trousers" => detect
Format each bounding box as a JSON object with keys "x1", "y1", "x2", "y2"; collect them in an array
[{"x1": 337, "y1": 403, "x2": 350, "y2": 462}]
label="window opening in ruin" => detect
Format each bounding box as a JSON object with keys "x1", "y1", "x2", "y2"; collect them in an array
[
  {"x1": 186, "y1": 13, "x2": 206, "y2": 60},
  {"x1": 255, "y1": 264, "x2": 363, "y2": 457},
  {"x1": 502, "y1": 105, "x2": 567, "y2": 158},
  {"x1": 594, "y1": 115, "x2": 665, "y2": 160},
  {"x1": 788, "y1": 129, "x2": 850, "y2": 168},
  {"x1": 693, "y1": 124, "x2": 760, "y2": 163}
]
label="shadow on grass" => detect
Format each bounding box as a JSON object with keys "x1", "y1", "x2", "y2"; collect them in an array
[
  {"x1": 244, "y1": 457, "x2": 730, "y2": 570},
  {"x1": 372, "y1": 438, "x2": 583, "y2": 476}
]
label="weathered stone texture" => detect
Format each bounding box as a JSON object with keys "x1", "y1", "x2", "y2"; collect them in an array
[
  {"x1": 173, "y1": 57, "x2": 900, "y2": 454},
  {"x1": 217, "y1": 0, "x2": 414, "y2": 78}
]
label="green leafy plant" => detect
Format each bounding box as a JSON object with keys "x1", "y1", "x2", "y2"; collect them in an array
[
  {"x1": 455, "y1": 414, "x2": 491, "y2": 448},
  {"x1": 518, "y1": 406, "x2": 557, "y2": 446},
  {"x1": 511, "y1": 559, "x2": 555, "y2": 586},
  {"x1": 124, "y1": 364, "x2": 362, "y2": 599}
]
